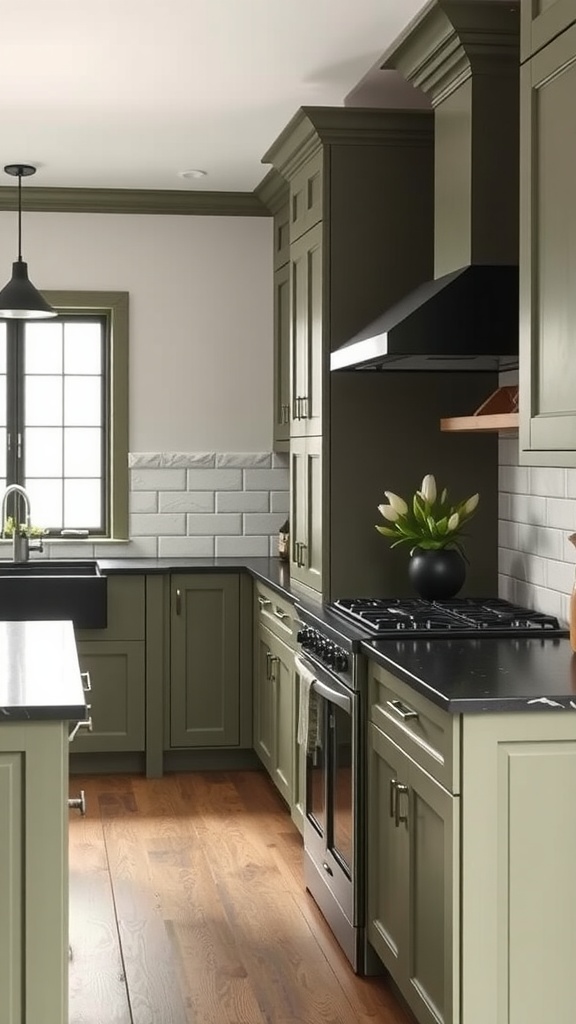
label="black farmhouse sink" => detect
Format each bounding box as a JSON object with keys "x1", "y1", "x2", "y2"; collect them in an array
[{"x1": 0, "y1": 560, "x2": 107, "y2": 628}]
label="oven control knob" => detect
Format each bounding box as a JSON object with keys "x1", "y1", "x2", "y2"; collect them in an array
[{"x1": 334, "y1": 652, "x2": 349, "y2": 672}]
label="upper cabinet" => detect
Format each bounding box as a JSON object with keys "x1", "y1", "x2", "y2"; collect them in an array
[
  {"x1": 520, "y1": 0, "x2": 576, "y2": 60},
  {"x1": 519, "y1": 18, "x2": 576, "y2": 464},
  {"x1": 258, "y1": 170, "x2": 291, "y2": 451}
]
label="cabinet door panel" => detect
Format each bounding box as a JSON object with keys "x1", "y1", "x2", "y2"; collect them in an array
[
  {"x1": 253, "y1": 628, "x2": 274, "y2": 771},
  {"x1": 520, "y1": 26, "x2": 576, "y2": 463},
  {"x1": 290, "y1": 151, "x2": 324, "y2": 241},
  {"x1": 290, "y1": 436, "x2": 323, "y2": 593},
  {"x1": 290, "y1": 223, "x2": 324, "y2": 438},
  {"x1": 407, "y1": 758, "x2": 459, "y2": 1024},
  {"x1": 273, "y1": 262, "x2": 291, "y2": 449},
  {"x1": 74, "y1": 642, "x2": 146, "y2": 752},
  {"x1": 368, "y1": 723, "x2": 408, "y2": 975},
  {"x1": 521, "y1": 0, "x2": 576, "y2": 60},
  {"x1": 170, "y1": 575, "x2": 240, "y2": 748},
  {"x1": 0, "y1": 754, "x2": 22, "y2": 1024},
  {"x1": 270, "y1": 632, "x2": 295, "y2": 805}
]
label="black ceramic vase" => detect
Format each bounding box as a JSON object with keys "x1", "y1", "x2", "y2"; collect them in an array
[{"x1": 408, "y1": 547, "x2": 466, "y2": 601}]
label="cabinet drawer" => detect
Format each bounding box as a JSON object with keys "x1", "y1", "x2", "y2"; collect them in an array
[
  {"x1": 368, "y1": 661, "x2": 460, "y2": 793},
  {"x1": 254, "y1": 581, "x2": 296, "y2": 647}
]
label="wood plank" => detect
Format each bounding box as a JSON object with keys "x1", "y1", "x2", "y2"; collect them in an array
[{"x1": 68, "y1": 777, "x2": 132, "y2": 1024}]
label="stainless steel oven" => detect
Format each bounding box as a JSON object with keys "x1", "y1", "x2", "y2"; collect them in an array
[{"x1": 295, "y1": 607, "x2": 376, "y2": 974}]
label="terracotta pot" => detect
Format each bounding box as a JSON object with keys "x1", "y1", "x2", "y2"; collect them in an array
[{"x1": 408, "y1": 547, "x2": 466, "y2": 601}]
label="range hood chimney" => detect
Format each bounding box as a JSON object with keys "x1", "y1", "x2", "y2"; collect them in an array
[{"x1": 331, "y1": 0, "x2": 520, "y2": 372}]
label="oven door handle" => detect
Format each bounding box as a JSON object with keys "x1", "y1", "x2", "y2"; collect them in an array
[{"x1": 312, "y1": 678, "x2": 351, "y2": 715}]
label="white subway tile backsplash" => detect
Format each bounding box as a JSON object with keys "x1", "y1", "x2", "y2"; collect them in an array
[
  {"x1": 158, "y1": 536, "x2": 215, "y2": 557},
  {"x1": 498, "y1": 436, "x2": 519, "y2": 466},
  {"x1": 216, "y1": 491, "x2": 269, "y2": 513},
  {"x1": 244, "y1": 513, "x2": 287, "y2": 535},
  {"x1": 131, "y1": 513, "x2": 186, "y2": 536},
  {"x1": 498, "y1": 520, "x2": 519, "y2": 549},
  {"x1": 546, "y1": 497, "x2": 576, "y2": 531},
  {"x1": 215, "y1": 535, "x2": 269, "y2": 557},
  {"x1": 546, "y1": 558, "x2": 574, "y2": 594},
  {"x1": 186, "y1": 513, "x2": 241, "y2": 535},
  {"x1": 498, "y1": 464, "x2": 530, "y2": 494},
  {"x1": 530, "y1": 467, "x2": 566, "y2": 498},
  {"x1": 185, "y1": 468, "x2": 243, "y2": 491},
  {"x1": 130, "y1": 491, "x2": 158, "y2": 513},
  {"x1": 121, "y1": 451, "x2": 287, "y2": 562},
  {"x1": 159, "y1": 491, "x2": 215, "y2": 513},
  {"x1": 132, "y1": 469, "x2": 186, "y2": 491},
  {"x1": 565, "y1": 470, "x2": 576, "y2": 498},
  {"x1": 508, "y1": 493, "x2": 546, "y2": 526},
  {"x1": 244, "y1": 469, "x2": 289, "y2": 490}
]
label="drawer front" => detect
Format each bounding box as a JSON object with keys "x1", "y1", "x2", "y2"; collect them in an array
[
  {"x1": 254, "y1": 581, "x2": 296, "y2": 647},
  {"x1": 368, "y1": 660, "x2": 460, "y2": 793}
]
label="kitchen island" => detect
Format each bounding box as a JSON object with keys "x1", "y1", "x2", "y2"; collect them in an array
[{"x1": 0, "y1": 620, "x2": 86, "y2": 1024}]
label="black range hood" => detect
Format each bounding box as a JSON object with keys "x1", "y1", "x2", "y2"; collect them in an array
[{"x1": 330, "y1": 264, "x2": 519, "y2": 372}]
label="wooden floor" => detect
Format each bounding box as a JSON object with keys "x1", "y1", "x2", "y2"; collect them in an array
[{"x1": 68, "y1": 770, "x2": 414, "y2": 1024}]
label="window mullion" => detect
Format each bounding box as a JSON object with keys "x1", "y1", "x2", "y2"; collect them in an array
[{"x1": 6, "y1": 321, "x2": 24, "y2": 486}]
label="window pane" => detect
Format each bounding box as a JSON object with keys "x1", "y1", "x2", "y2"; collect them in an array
[
  {"x1": 64, "y1": 377, "x2": 101, "y2": 426},
  {"x1": 64, "y1": 479, "x2": 102, "y2": 529},
  {"x1": 25, "y1": 428, "x2": 63, "y2": 477},
  {"x1": 25, "y1": 479, "x2": 63, "y2": 529},
  {"x1": 64, "y1": 428, "x2": 101, "y2": 477},
  {"x1": 25, "y1": 376, "x2": 63, "y2": 425},
  {"x1": 24, "y1": 322, "x2": 63, "y2": 373},
  {"x1": 64, "y1": 323, "x2": 102, "y2": 374}
]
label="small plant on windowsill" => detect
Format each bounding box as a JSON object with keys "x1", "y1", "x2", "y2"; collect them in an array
[{"x1": 2, "y1": 516, "x2": 48, "y2": 539}]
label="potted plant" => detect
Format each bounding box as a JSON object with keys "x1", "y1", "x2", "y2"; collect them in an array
[{"x1": 375, "y1": 474, "x2": 480, "y2": 600}]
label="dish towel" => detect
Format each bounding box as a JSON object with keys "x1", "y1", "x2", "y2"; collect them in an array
[{"x1": 295, "y1": 654, "x2": 320, "y2": 753}]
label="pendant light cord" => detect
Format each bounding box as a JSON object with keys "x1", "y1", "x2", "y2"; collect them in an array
[{"x1": 17, "y1": 170, "x2": 22, "y2": 262}]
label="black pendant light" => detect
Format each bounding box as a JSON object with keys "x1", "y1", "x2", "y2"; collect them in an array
[{"x1": 0, "y1": 164, "x2": 56, "y2": 319}]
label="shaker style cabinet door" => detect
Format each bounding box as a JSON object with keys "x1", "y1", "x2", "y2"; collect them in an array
[
  {"x1": 519, "y1": 23, "x2": 576, "y2": 464},
  {"x1": 170, "y1": 574, "x2": 240, "y2": 748},
  {"x1": 368, "y1": 723, "x2": 460, "y2": 1024},
  {"x1": 290, "y1": 222, "x2": 324, "y2": 438},
  {"x1": 290, "y1": 434, "x2": 323, "y2": 594},
  {"x1": 289, "y1": 150, "x2": 324, "y2": 242},
  {"x1": 73, "y1": 642, "x2": 146, "y2": 752},
  {"x1": 273, "y1": 261, "x2": 291, "y2": 451},
  {"x1": 520, "y1": 0, "x2": 576, "y2": 60}
]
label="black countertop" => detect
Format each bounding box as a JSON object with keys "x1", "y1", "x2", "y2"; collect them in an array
[
  {"x1": 0, "y1": 620, "x2": 87, "y2": 721},
  {"x1": 97, "y1": 556, "x2": 295, "y2": 599},
  {"x1": 363, "y1": 635, "x2": 576, "y2": 714}
]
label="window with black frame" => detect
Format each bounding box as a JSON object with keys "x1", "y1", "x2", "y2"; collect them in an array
[{"x1": 0, "y1": 292, "x2": 128, "y2": 539}]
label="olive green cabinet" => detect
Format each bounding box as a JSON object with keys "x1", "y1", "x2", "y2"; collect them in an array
[
  {"x1": 73, "y1": 575, "x2": 146, "y2": 753},
  {"x1": 290, "y1": 221, "x2": 324, "y2": 439},
  {"x1": 170, "y1": 574, "x2": 241, "y2": 748},
  {"x1": 520, "y1": 0, "x2": 576, "y2": 59},
  {"x1": 290, "y1": 434, "x2": 323, "y2": 593},
  {"x1": 519, "y1": 20, "x2": 576, "y2": 464},
  {"x1": 253, "y1": 624, "x2": 295, "y2": 806},
  {"x1": 273, "y1": 260, "x2": 291, "y2": 450},
  {"x1": 368, "y1": 722, "x2": 459, "y2": 1024},
  {"x1": 0, "y1": 721, "x2": 69, "y2": 1024}
]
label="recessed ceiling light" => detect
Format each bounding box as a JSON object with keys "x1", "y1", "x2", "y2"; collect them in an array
[{"x1": 178, "y1": 169, "x2": 207, "y2": 180}]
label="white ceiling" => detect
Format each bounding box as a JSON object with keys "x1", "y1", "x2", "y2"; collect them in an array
[{"x1": 2, "y1": 0, "x2": 429, "y2": 193}]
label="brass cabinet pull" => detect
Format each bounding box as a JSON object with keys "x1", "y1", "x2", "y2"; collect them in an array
[
  {"x1": 80, "y1": 671, "x2": 92, "y2": 692},
  {"x1": 299, "y1": 542, "x2": 307, "y2": 568},
  {"x1": 269, "y1": 655, "x2": 279, "y2": 681},
  {"x1": 387, "y1": 698, "x2": 419, "y2": 721},
  {"x1": 258, "y1": 596, "x2": 272, "y2": 609},
  {"x1": 301, "y1": 395, "x2": 309, "y2": 419},
  {"x1": 395, "y1": 783, "x2": 409, "y2": 828},
  {"x1": 294, "y1": 541, "x2": 301, "y2": 565},
  {"x1": 266, "y1": 651, "x2": 273, "y2": 680},
  {"x1": 281, "y1": 404, "x2": 290, "y2": 424},
  {"x1": 176, "y1": 589, "x2": 182, "y2": 616},
  {"x1": 273, "y1": 606, "x2": 288, "y2": 620},
  {"x1": 292, "y1": 397, "x2": 300, "y2": 420}
]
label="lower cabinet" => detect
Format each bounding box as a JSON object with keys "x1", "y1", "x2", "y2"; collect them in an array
[
  {"x1": 73, "y1": 641, "x2": 146, "y2": 752},
  {"x1": 253, "y1": 623, "x2": 295, "y2": 806},
  {"x1": 368, "y1": 722, "x2": 459, "y2": 1024},
  {"x1": 0, "y1": 720, "x2": 69, "y2": 1024},
  {"x1": 170, "y1": 574, "x2": 241, "y2": 747},
  {"x1": 290, "y1": 434, "x2": 323, "y2": 593}
]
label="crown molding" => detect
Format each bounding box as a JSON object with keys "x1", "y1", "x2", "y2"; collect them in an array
[
  {"x1": 254, "y1": 168, "x2": 289, "y2": 214},
  {"x1": 0, "y1": 186, "x2": 269, "y2": 216}
]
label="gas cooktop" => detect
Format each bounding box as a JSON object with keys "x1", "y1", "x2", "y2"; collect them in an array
[{"x1": 328, "y1": 597, "x2": 568, "y2": 638}]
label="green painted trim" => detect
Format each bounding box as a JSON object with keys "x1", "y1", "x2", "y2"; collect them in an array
[
  {"x1": 44, "y1": 291, "x2": 129, "y2": 540},
  {"x1": 255, "y1": 168, "x2": 289, "y2": 214},
  {"x1": 145, "y1": 574, "x2": 169, "y2": 778},
  {"x1": 0, "y1": 186, "x2": 269, "y2": 217}
]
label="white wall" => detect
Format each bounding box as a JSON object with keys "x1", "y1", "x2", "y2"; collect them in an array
[{"x1": 0, "y1": 210, "x2": 273, "y2": 451}]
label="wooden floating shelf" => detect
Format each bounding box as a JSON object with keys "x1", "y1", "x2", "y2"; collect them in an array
[{"x1": 440, "y1": 385, "x2": 519, "y2": 433}]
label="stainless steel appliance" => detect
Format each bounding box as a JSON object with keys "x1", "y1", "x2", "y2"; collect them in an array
[{"x1": 295, "y1": 596, "x2": 567, "y2": 975}]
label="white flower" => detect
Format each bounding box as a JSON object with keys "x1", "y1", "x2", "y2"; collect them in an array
[
  {"x1": 447, "y1": 512, "x2": 460, "y2": 531},
  {"x1": 463, "y1": 493, "x2": 479, "y2": 514},
  {"x1": 384, "y1": 491, "x2": 408, "y2": 515},
  {"x1": 378, "y1": 504, "x2": 400, "y2": 522},
  {"x1": 421, "y1": 474, "x2": 437, "y2": 504}
]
